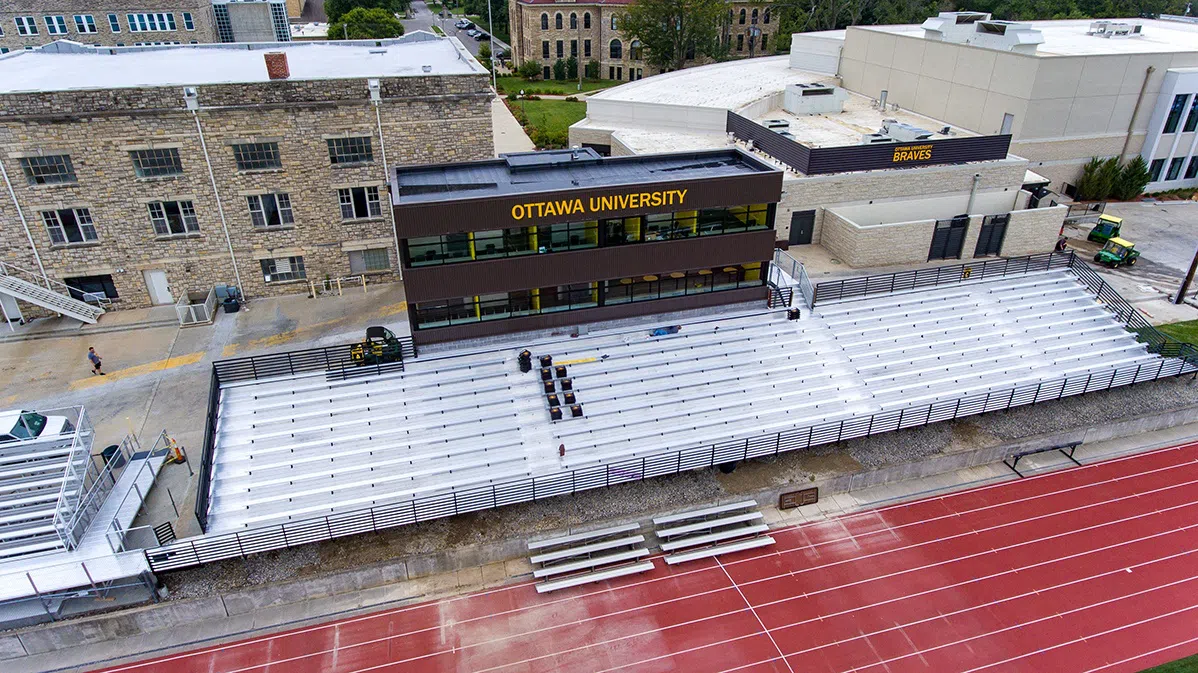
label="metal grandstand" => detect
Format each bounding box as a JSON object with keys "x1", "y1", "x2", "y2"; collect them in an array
[{"x1": 145, "y1": 251, "x2": 1198, "y2": 572}]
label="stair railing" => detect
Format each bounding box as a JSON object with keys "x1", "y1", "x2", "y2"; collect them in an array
[{"x1": 0, "y1": 261, "x2": 111, "y2": 308}]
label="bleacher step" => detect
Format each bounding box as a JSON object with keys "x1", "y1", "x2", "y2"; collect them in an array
[{"x1": 664, "y1": 536, "x2": 776, "y2": 565}]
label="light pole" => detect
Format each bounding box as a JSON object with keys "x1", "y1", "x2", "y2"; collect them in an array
[
  {"x1": 487, "y1": 0, "x2": 497, "y2": 91},
  {"x1": 577, "y1": 13, "x2": 583, "y2": 91}
]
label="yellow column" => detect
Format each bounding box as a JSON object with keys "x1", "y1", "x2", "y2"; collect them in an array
[
  {"x1": 679, "y1": 210, "x2": 698, "y2": 236},
  {"x1": 528, "y1": 226, "x2": 538, "y2": 252},
  {"x1": 531, "y1": 287, "x2": 540, "y2": 311},
  {"x1": 626, "y1": 216, "x2": 641, "y2": 242},
  {"x1": 468, "y1": 232, "x2": 477, "y2": 259}
]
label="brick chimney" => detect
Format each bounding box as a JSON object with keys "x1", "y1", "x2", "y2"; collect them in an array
[{"x1": 264, "y1": 52, "x2": 290, "y2": 80}]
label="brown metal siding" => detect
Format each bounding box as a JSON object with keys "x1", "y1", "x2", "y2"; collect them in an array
[
  {"x1": 392, "y1": 172, "x2": 784, "y2": 238},
  {"x1": 402, "y1": 229, "x2": 776, "y2": 302},
  {"x1": 411, "y1": 286, "x2": 768, "y2": 344}
]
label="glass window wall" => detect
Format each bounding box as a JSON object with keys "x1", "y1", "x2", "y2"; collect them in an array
[
  {"x1": 404, "y1": 204, "x2": 770, "y2": 267},
  {"x1": 412, "y1": 264, "x2": 764, "y2": 329}
]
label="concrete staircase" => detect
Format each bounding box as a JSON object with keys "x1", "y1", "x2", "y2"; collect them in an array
[{"x1": 0, "y1": 270, "x2": 105, "y2": 325}]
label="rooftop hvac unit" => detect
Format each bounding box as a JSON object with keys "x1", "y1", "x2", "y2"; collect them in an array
[
  {"x1": 880, "y1": 119, "x2": 934, "y2": 142},
  {"x1": 860, "y1": 133, "x2": 897, "y2": 145},
  {"x1": 783, "y1": 83, "x2": 848, "y2": 115},
  {"x1": 1087, "y1": 21, "x2": 1142, "y2": 37},
  {"x1": 763, "y1": 119, "x2": 790, "y2": 131}
]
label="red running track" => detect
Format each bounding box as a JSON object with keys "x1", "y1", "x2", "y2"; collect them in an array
[{"x1": 97, "y1": 442, "x2": 1198, "y2": 673}]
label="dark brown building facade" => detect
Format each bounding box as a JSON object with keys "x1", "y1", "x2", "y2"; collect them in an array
[{"x1": 391, "y1": 148, "x2": 783, "y2": 343}]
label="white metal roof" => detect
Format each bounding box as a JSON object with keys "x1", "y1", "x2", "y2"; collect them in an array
[{"x1": 0, "y1": 33, "x2": 485, "y2": 94}]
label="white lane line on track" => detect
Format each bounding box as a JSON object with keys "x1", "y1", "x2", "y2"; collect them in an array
[
  {"x1": 104, "y1": 448, "x2": 1198, "y2": 672},
  {"x1": 150, "y1": 500, "x2": 1198, "y2": 673},
  {"x1": 717, "y1": 655, "x2": 788, "y2": 672},
  {"x1": 845, "y1": 574, "x2": 1198, "y2": 672},
  {"x1": 1083, "y1": 634, "x2": 1198, "y2": 672},
  {"x1": 716, "y1": 556, "x2": 796, "y2": 673}
]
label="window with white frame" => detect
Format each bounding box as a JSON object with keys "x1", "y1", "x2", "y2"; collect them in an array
[
  {"x1": 108, "y1": 14, "x2": 121, "y2": 32},
  {"x1": 130, "y1": 148, "x2": 182, "y2": 177},
  {"x1": 348, "y1": 248, "x2": 390, "y2": 273},
  {"x1": 247, "y1": 193, "x2": 294, "y2": 228},
  {"x1": 44, "y1": 16, "x2": 68, "y2": 35},
  {"x1": 232, "y1": 142, "x2": 281, "y2": 171},
  {"x1": 338, "y1": 186, "x2": 382, "y2": 220},
  {"x1": 182, "y1": 12, "x2": 195, "y2": 30},
  {"x1": 127, "y1": 13, "x2": 176, "y2": 32},
  {"x1": 15, "y1": 17, "x2": 39, "y2": 36},
  {"x1": 260, "y1": 256, "x2": 306, "y2": 282},
  {"x1": 327, "y1": 136, "x2": 374, "y2": 165},
  {"x1": 147, "y1": 200, "x2": 198, "y2": 236},
  {"x1": 74, "y1": 15, "x2": 97, "y2": 33},
  {"x1": 42, "y1": 208, "x2": 97, "y2": 245},
  {"x1": 19, "y1": 155, "x2": 76, "y2": 185}
]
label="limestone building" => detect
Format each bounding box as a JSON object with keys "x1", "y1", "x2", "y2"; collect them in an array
[
  {"x1": 507, "y1": 0, "x2": 777, "y2": 82},
  {"x1": 0, "y1": 0, "x2": 217, "y2": 52},
  {"x1": 0, "y1": 35, "x2": 493, "y2": 317}
]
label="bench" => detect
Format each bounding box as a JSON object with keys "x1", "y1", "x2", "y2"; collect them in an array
[
  {"x1": 653, "y1": 501, "x2": 775, "y2": 565},
  {"x1": 1004, "y1": 441, "x2": 1082, "y2": 478},
  {"x1": 528, "y1": 523, "x2": 654, "y2": 594}
]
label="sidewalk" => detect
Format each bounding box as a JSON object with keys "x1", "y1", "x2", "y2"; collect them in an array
[
  {"x1": 0, "y1": 305, "x2": 179, "y2": 342},
  {"x1": 8, "y1": 420, "x2": 1197, "y2": 673},
  {"x1": 492, "y1": 95, "x2": 535, "y2": 154}
]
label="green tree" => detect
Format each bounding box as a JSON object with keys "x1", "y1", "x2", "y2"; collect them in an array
[
  {"x1": 1113, "y1": 156, "x2": 1151, "y2": 201},
  {"x1": 619, "y1": 0, "x2": 727, "y2": 72},
  {"x1": 553, "y1": 58, "x2": 567, "y2": 81},
  {"x1": 517, "y1": 60, "x2": 542, "y2": 80},
  {"x1": 565, "y1": 55, "x2": 578, "y2": 80},
  {"x1": 462, "y1": 0, "x2": 509, "y2": 41},
  {"x1": 324, "y1": 0, "x2": 408, "y2": 23},
  {"x1": 328, "y1": 7, "x2": 405, "y2": 39},
  {"x1": 1075, "y1": 156, "x2": 1123, "y2": 201},
  {"x1": 478, "y1": 41, "x2": 492, "y2": 70},
  {"x1": 585, "y1": 59, "x2": 601, "y2": 79}
]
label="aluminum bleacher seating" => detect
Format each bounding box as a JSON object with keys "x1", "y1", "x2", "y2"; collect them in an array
[
  {"x1": 0, "y1": 436, "x2": 88, "y2": 559},
  {"x1": 653, "y1": 501, "x2": 775, "y2": 564},
  {"x1": 528, "y1": 523, "x2": 654, "y2": 593}
]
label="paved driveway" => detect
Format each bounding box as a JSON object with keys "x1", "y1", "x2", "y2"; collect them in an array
[{"x1": 403, "y1": 0, "x2": 508, "y2": 61}]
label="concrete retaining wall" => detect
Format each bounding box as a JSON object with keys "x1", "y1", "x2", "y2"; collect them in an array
[{"x1": 7, "y1": 400, "x2": 1198, "y2": 665}]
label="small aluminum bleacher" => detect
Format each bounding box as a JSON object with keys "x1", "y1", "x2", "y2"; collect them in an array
[
  {"x1": 654, "y1": 500, "x2": 775, "y2": 565},
  {"x1": 528, "y1": 522, "x2": 654, "y2": 594}
]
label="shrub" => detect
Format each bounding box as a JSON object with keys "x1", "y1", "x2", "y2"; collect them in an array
[
  {"x1": 506, "y1": 92, "x2": 517, "y2": 101},
  {"x1": 1075, "y1": 156, "x2": 1120, "y2": 201},
  {"x1": 552, "y1": 58, "x2": 567, "y2": 81},
  {"x1": 585, "y1": 59, "x2": 600, "y2": 80},
  {"x1": 1113, "y1": 156, "x2": 1151, "y2": 201},
  {"x1": 516, "y1": 60, "x2": 542, "y2": 80},
  {"x1": 564, "y1": 96, "x2": 579, "y2": 102}
]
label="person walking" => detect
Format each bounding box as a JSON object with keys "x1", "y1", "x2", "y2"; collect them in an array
[{"x1": 87, "y1": 346, "x2": 105, "y2": 375}]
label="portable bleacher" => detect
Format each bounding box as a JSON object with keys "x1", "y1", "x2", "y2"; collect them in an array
[
  {"x1": 528, "y1": 523, "x2": 654, "y2": 593},
  {"x1": 654, "y1": 501, "x2": 775, "y2": 564}
]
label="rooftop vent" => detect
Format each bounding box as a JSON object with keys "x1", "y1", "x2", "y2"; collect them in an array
[
  {"x1": 922, "y1": 12, "x2": 992, "y2": 42},
  {"x1": 860, "y1": 133, "x2": 897, "y2": 145},
  {"x1": 879, "y1": 119, "x2": 935, "y2": 142},
  {"x1": 922, "y1": 12, "x2": 1042, "y2": 53},
  {"x1": 422, "y1": 64, "x2": 432, "y2": 72},
  {"x1": 783, "y1": 83, "x2": 848, "y2": 115},
  {"x1": 264, "y1": 51, "x2": 289, "y2": 80},
  {"x1": 1087, "y1": 21, "x2": 1143, "y2": 38}
]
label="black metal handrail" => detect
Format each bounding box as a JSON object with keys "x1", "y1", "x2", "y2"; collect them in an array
[
  {"x1": 192, "y1": 335, "x2": 417, "y2": 532},
  {"x1": 812, "y1": 251, "x2": 1075, "y2": 305}
]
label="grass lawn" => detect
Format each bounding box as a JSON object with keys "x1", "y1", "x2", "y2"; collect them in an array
[
  {"x1": 506, "y1": 99, "x2": 586, "y2": 148},
  {"x1": 430, "y1": 24, "x2": 445, "y2": 35},
  {"x1": 1138, "y1": 653, "x2": 1198, "y2": 672},
  {"x1": 1156, "y1": 320, "x2": 1198, "y2": 346},
  {"x1": 495, "y1": 76, "x2": 619, "y2": 95}
]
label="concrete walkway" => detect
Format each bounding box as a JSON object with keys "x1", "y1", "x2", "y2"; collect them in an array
[
  {"x1": 492, "y1": 95, "x2": 535, "y2": 154},
  {"x1": 7, "y1": 420, "x2": 1198, "y2": 673}
]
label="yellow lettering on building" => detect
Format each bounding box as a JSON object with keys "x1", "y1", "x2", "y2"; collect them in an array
[
  {"x1": 512, "y1": 189, "x2": 688, "y2": 221},
  {"x1": 892, "y1": 145, "x2": 934, "y2": 163}
]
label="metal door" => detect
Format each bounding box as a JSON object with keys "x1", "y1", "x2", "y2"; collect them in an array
[
  {"x1": 788, "y1": 210, "x2": 815, "y2": 245},
  {"x1": 928, "y1": 216, "x2": 969, "y2": 261},
  {"x1": 0, "y1": 293, "x2": 22, "y2": 324},
  {"x1": 143, "y1": 270, "x2": 173, "y2": 305},
  {"x1": 974, "y1": 214, "x2": 1009, "y2": 257}
]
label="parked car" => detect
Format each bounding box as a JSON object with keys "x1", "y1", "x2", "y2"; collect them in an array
[
  {"x1": 455, "y1": 19, "x2": 473, "y2": 29},
  {"x1": 475, "y1": 31, "x2": 490, "y2": 41},
  {"x1": 466, "y1": 28, "x2": 481, "y2": 38},
  {"x1": 0, "y1": 409, "x2": 74, "y2": 444}
]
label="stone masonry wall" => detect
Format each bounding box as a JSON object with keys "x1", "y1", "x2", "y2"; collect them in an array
[
  {"x1": 0, "y1": 1, "x2": 216, "y2": 52},
  {"x1": 0, "y1": 73, "x2": 492, "y2": 311},
  {"x1": 821, "y1": 210, "x2": 934, "y2": 268},
  {"x1": 1002, "y1": 205, "x2": 1067, "y2": 257}
]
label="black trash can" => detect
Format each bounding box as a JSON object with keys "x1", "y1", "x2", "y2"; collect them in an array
[
  {"x1": 100, "y1": 444, "x2": 126, "y2": 469},
  {"x1": 223, "y1": 297, "x2": 241, "y2": 314}
]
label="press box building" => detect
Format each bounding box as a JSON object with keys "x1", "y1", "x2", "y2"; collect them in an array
[{"x1": 0, "y1": 35, "x2": 492, "y2": 319}]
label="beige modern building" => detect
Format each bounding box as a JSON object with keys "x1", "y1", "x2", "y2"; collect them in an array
[
  {"x1": 0, "y1": 0, "x2": 217, "y2": 52},
  {"x1": 507, "y1": 0, "x2": 778, "y2": 82},
  {"x1": 0, "y1": 34, "x2": 493, "y2": 318},
  {"x1": 831, "y1": 13, "x2": 1198, "y2": 192},
  {"x1": 570, "y1": 54, "x2": 1065, "y2": 268}
]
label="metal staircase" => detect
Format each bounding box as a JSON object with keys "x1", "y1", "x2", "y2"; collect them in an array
[{"x1": 0, "y1": 263, "x2": 106, "y2": 324}]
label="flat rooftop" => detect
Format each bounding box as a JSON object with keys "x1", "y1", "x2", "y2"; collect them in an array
[
  {"x1": 588, "y1": 56, "x2": 818, "y2": 109},
  {"x1": 859, "y1": 18, "x2": 1198, "y2": 56},
  {"x1": 392, "y1": 148, "x2": 778, "y2": 204},
  {"x1": 751, "y1": 91, "x2": 977, "y2": 149},
  {"x1": 0, "y1": 32, "x2": 484, "y2": 94}
]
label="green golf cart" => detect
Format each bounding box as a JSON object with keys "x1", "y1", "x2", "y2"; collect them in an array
[
  {"x1": 1087, "y1": 214, "x2": 1124, "y2": 244},
  {"x1": 1093, "y1": 237, "x2": 1140, "y2": 268}
]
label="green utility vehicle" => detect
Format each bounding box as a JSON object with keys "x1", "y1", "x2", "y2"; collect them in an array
[
  {"x1": 349, "y1": 326, "x2": 403, "y2": 365},
  {"x1": 1087, "y1": 214, "x2": 1124, "y2": 244},
  {"x1": 1093, "y1": 237, "x2": 1140, "y2": 268}
]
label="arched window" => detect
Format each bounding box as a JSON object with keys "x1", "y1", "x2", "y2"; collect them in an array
[
  {"x1": 751, "y1": 8, "x2": 758, "y2": 24},
  {"x1": 584, "y1": 12, "x2": 591, "y2": 29},
  {"x1": 611, "y1": 15, "x2": 618, "y2": 30},
  {"x1": 541, "y1": 13, "x2": 548, "y2": 30},
  {"x1": 738, "y1": 8, "x2": 746, "y2": 24},
  {"x1": 555, "y1": 13, "x2": 563, "y2": 29},
  {"x1": 763, "y1": 8, "x2": 770, "y2": 24},
  {"x1": 610, "y1": 39, "x2": 622, "y2": 60},
  {"x1": 630, "y1": 40, "x2": 642, "y2": 60},
  {"x1": 570, "y1": 13, "x2": 577, "y2": 29}
]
